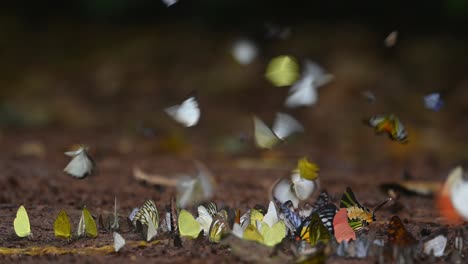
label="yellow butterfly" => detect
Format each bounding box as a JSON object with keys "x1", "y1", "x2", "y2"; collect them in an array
[
  {"x1": 243, "y1": 224, "x2": 264, "y2": 244},
  {"x1": 54, "y1": 210, "x2": 71, "y2": 240},
  {"x1": 208, "y1": 210, "x2": 230, "y2": 243},
  {"x1": 77, "y1": 206, "x2": 97, "y2": 238},
  {"x1": 178, "y1": 209, "x2": 202, "y2": 239},
  {"x1": 265, "y1": 55, "x2": 300, "y2": 87},
  {"x1": 297, "y1": 158, "x2": 319, "y2": 181},
  {"x1": 260, "y1": 220, "x2": 286, "y2": 247},
  {"x1": 14, "y1": 205, "x2": 31, "y2": 238}
]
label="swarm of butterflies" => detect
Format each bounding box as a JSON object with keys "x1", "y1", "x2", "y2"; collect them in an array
[{"x1": 11, "y1": 154, "x2": 467, "y2": 261}]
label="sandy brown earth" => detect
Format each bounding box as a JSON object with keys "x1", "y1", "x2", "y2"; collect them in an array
[{"x1": 0, "y1": 24, "x2": 468, "y2": 263}]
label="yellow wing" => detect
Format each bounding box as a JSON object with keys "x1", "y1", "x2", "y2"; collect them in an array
[
  {"x1": 178, "y1": 209, "x2": 202, "y2": 239},
  {"x1": 83, "y1": 206, "x2": 97, "y2": 238},
  {"x1": 265, "y1": 55, "x2": 300, "y2": 87},
  {"x1": 54, "y1": 210, "x2": 71, "y2": 240},
  {"x1": 14, "y1": 205, "x2": 31, "y2": 238}
]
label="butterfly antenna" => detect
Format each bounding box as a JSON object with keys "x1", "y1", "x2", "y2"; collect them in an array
[{"x1": 372, "y1": 197, "x2": 392, "y2": 213}]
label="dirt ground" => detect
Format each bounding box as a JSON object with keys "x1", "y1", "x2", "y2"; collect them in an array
[{"x1": 0, "y1": 24, "x2": 467, "y2": 263}]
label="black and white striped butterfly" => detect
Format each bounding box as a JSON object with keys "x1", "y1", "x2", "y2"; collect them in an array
[
  {"x1": 165, "y1": 96, "x2": 200, "y2": 127},
  {"x1": 132, "y1": 199, "x2": 159, "y2": 241}
]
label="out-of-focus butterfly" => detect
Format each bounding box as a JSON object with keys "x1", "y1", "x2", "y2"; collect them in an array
[
  {"x1": 63, "y1": 145, "x2": 95, "y2": 179},
  {"x1": 423, "y1": 234, "x2": 447, "y2": 257},
  {"x1": 253, "y1": 112, "x2": 304, "y2": 149},
  {"x1": 54, "y1": 210, "x2": 71, "y2": 240},
  {"x1": 438, "y1": 166, "x2": 468, "y2": 222},
  {"x1": 285, "y1": 60, "x2": 333, "y2": 108},
  {"x1": 384, "y1": 31, "x2": 398, "y2": 47},
  {"x1": 176, "y1": 160, "x2": 215, "y2": 208},
  {"x1": 386, "y1": 215, "x2": 417, "y2": 246},
  {"x1": 99, "y1": 196, "x2": 120, "y2": 231},
  {"x1": 113, "y1": 231, "x2": 126, "y2": 252},
  {"x1": 424, "y1": 92, "x2": 444, "y2": 112},
  {"x1": 208, "y1": 210, "x2": 231, "y2": 243},
  {"x1": 367, "y1": 114, "x2": 408, "y2": 143},
  {"x1": 265, "y1": 55, "x2": 300, "y2": 87},
  {"x1": 165, "y1": 96, "x2": 200, "y2": 127},
  {"x1": 14, "y1": 205, "x2": 32, "y2": 238},
  {"x1": 231, "y1": 39, "x2": 258, "y2": 65},
  {"x1": 132, "y1": 199, "x2": 159, "y2": 241},
  {"x1": 161, "y1": 0, "x2": 177, "y2": 7},
  {"x1": 77, "y1": 206, "x2": 97, "y2": 238},
  {"x1": 340, "y1": 187, "x2": 390, "y2": 231}
]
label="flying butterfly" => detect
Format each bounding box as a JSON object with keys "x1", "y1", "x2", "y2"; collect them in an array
[
  {"x1": 54, "y1": 209, "x2": 72, "y2": 240},
  {"x1": 424, "y1": 92, "x2": 444, "y2": 112},
  {"x1": 340, "y1": 187, "x2": 390, "y2": 231},
  {"x1": 132, "y1": 199, "x2": 159, "y2": 241},
  {"x1": 63, "y1": 145, "x2": 95, "y2": 179},
  {"x1": 14, "y1": 205, "x2": 32, "y2": 238},
  {"x1": 77, "y1": 206, "x2": 97, "y2": 238},
  {"x1": 367, "y1": 114, "x2": 408, "y2": 143},
  {"x1": 208, "y1": 210, "x2": 231, "y2": 243},
  {"x1": 253, "y1": 112, "x2": 304, "y2": 149},
  {"x1": 165, "y1": 96, "x2": 200, "y2": 127},
  {"x1": 265, "y1": 55, "x2": 300, "y2": 87}
]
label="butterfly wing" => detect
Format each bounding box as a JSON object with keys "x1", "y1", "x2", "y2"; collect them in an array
[
  {"x1": 54, "y1": 210, "x2": 71, "y2": 240},
  {"x1": 113, "y1": 232, "x2": 126, "y2": 252},
  {"x1": 271, "y1": 112, "x2": 304, "y2": 140},
  {"x1": 285, "y1": 76, "x2": 317, "y2": 108},
  {"x1": 387, "y1": 215, "x2": 417, "y2": 246},
  {"x1": 83, "y1": 206, "x2": 97, "y2": 238},
  {"x1": 253, "y1": 116, "x2": 280, "y2": 149},
  {"x1": 265, "y1": 55, "x2": 300, "y2": 87},
  {"x1": 64, "y1": 149, "x2": 94, "y2": 178},
  {"x1": 178, "y1": 209, "x2": 202, "y2": 239},
  {"x1": 14, "y1": 205, "x2": 31, "y2": 238},
  {"x1": 308, "y1": 212, "x2": 332, "y2": 246},
  {"x1": 165, "y1": 97, "x2": 200, "y2": 127},
  {"x1": 208, "y1": 212, "x2": 230, "y2": 243}
]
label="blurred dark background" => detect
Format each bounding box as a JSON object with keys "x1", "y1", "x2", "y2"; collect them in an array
[{"x1": 0, "y1": 0, "x2": 467, "y2": 169}]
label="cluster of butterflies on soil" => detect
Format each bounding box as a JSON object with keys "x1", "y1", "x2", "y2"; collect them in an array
[{"x1": 9, "y1": 156, "x2": 467, "y2": 262}]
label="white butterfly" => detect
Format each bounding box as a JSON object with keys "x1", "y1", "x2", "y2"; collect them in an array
[
  {"x1": 262, "y1": 201, "x2": 279, "y2": 228},
  {"x1": 449, "y1": 166, "x2": 468, "y2": 220},
  {"x1": 285, "y1": 60, "x2": 333, "y2": 108},
  {"x1": 232, "y1": 39, "x2": 258, "y2": 65},
  {"x1": 161, "y1": 0, "x2": 178, "y2": 7},
  {"x1": 423, "y1": 234, "x2": 447, "y2": 257},
  {"x1": 253, "y1": 112, "x2": 304, "y2": 149},
  {"x1": 271, "y1": 174, "x2": 318, "y2": 208},
  {"x1": 64, "y1": 146, "x2": 94, "y2": 179},
  {"x1": 424, "y1": 92, "x2": 444, "y2": 111},
  {"x1": 176, "y1": 161, "x2": 215, "y2": 208},
  {"x1": 196, "y1": 203, "x2": 216, "y2": 236},
  {"x1": 165, "y1": 97, "x2": 200, "y2": 127},
  {"x1": 113, "y1": 232, "x2": 126, "y2": 252}
]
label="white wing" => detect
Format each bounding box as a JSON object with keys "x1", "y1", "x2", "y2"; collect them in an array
[
  {"x1": 285, "y1": 75, "x2": 317, "y2": 108},
  {"x1": 423, "y1": 235, "x2": 447, "y2": 257},
  {"x1": 272, "y1": 178, "x2": 299, "y2": 208},
  {"x1": 196, "y1": 205, "x2": 213, "y2": 236},
  {"x1": 303, "y1": 60, "x2": 334, "y2": 87},
  {"x1": 113, "y1": 232, "x2": 126, "y2": 252},
  {"x1": 165, "y1": 97, "x2": 200, "y2": 127},
  {"x1": 291, "y1": 172, "x2": 317, "y2": 201},
  {"x1": 272, "y1": 112, "x2": 304, "y2": 140},
  {"x1": 77, "y1": 212, "x2": 85, "y2": 237},
  {"x1": 146, "y1": 217, "x2": 158, "y2": 241},
  {"x1": 253, "y1": 116, "x2": 280, "y2": 149},
  {"x1": 232, "y1": 39, "x2": 258, "y2": 65},
  {"x1": 64, "y1": 151, "x2": 93, "y2": 178},
  {"x1": 262, "y1": 201, "x2": 278, "y2": 228},
  {"x1": 231, "y1": 223, "x2": 244, "y2": 238},
  {"x1": 161, "y1": 0, "x2": 178, "y2": 7}
]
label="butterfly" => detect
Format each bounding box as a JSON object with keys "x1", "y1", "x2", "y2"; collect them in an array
[
  {"x1": 384, "y1": 31, "x2": 398, "y2": 47},
  {"x1": 160, "y1": 198, "x2": 178, "y2": 234},
  {"x1": 306, "y1": 212, "x2": 333, "y2": 246},
  {"x1": 367, "y1": 114, "x2": 408, "y2": 143},
  {"x1": 424, "y1": 92, "x2": 444, "y2": 112},
  {"x1": 294, "y1": 204, "x2": 337, "y2": 243},
  {"x1": 386, "y1": 215, "x2": 417, "y2": 246},
  {"x1": 165, "y1": 96, "x2": 200, "y2": 127},
  {"x1": 176, "y1": 160, "x2": 215, "y2": 208},
  {"x1": 196, "y1": 202, "x2": 219, "y2": 236},
  {"x1": 113, "y1": 232, "x2": 126, "y2": 252},
  {"x1": 208, "y1": 210, "x2": 231, "y2": 243},
  {"x1": 423, "y1": 234, "x2": 447, "y2": 257},
  {"x1": 265, "y1": 55, "x2": 300, "y2": 87},
  {"x1": 99, "y1": 196, "x2": 120, "y2": 231},
  {"x1": 231, "y1": 39, "x2": 258, "y2": 65},
  {"x1": 77, "y1": 206, "x2": 97, "y2": 238},
  {"x1": 438, "y1": 166, "x2": 468, "y2": 222},
  {"x1": 63, "y1": 145, "x2": 95, "y2": 179},
  {"x1": 161, "y1": 0, "x2": 177, "y2": 7},
  {"x1": 178, "y1": 209, "x2": 202, "y2": 239},
  {"x1": 14, "y1": 205, "x2": 32, "y2": 238},
  {"x1": 253, "y1": 112, "x2": 304, "y2": 149},
  {"x1": 340, "y1": 187, "x2": 390, "y2": 231},
  {"x1": 333, "y1": 208, "x2": 356, "y2": 243},
  {"x1": 54, "y1": 210, "x2": 71, "y2": 240},
  {"x1": 285, "y1": 60, "x2": 333, "y2": 108},
  {"x1": 132, "y1": 199, "x2": 159, "y2": 241}
]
